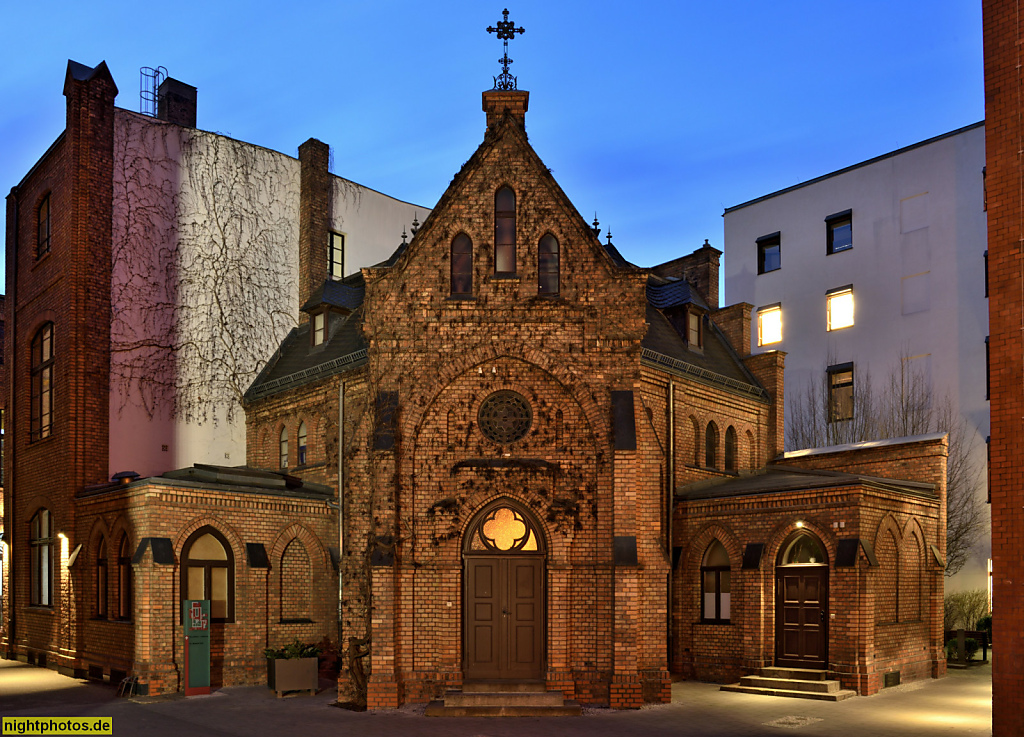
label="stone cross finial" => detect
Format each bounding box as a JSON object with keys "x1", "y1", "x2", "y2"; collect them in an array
[{"x1": 487, "y1": 9, "x2": 526, "y2": 90}]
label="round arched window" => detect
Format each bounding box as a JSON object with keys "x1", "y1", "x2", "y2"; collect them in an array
[
  {"x1": 780, "y1": 533, "x2": 826, "y2": 565},
  {"x1": 478, "y1": 390, "x2": 532, "y2": 444}
]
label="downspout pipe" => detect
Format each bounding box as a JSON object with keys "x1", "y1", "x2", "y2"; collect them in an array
[
  {"x1": 667, "y1": 376, "x2": 674, "y2": 666},
  {"x1": 337, "y1": 378, "x2": 345, "y2": 638},
  {"x1": 5, "y1": 188, "x2": 17, "y2": 656}
]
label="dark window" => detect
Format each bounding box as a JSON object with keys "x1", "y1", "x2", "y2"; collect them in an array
[
  {"x1": 756, "y1": 232, "x2": 780, "y2": 274},
  {"x1": 96, "y1": 537, "x2": 108, "y2": 619},
  {"x1": 495, "y1": 187, "x2": 516, "y2": 274},
  {"x1": 451, "y1": 233, "x2": 473, "y2": 296},
  {"x1": 986, "y1": 336, "x2": 990, "y2": 401},
  {"x1": 701, "y1": 540, "x2": 731, "y2": 623},
  {"x1": 279, "y1": 427, "x2": 288, "y2": 469},
  {"x1": 984, "y1": 250, "x2": 988, "y2": 298},
  {"x1": 31, "y1": 323, "x2": 54, "y2": 441},
  {"x1": 538, "y1": 234, "x2": 559, "y2": 295},
  {"x1": 297, "y1": 421, "x2": 307, "y2": 465},
  {"x1": 181, "y1": 527, "x2": 234, "y2": 622},
  {"x1": 724, "y1": 426, "x2": 737, "y2": 471},
  {"x1": 117, "y1": 534, "x2": 132, "y2": 620},
  {"x1": 828, "y1": 363, "x2": 854, "y2": 422},
  {"x1": 30, "y1": 508, "x2": 53, "y2": 607},
  {"x1": 37, "y1": 195, "x2": 51, "y2": 258},
  {"x1": 329, "y1": 232, "x2": 344, "y2": 279},
  {"x1": 705, "y1": 422, "x2": 719, "y2": 469},
  {"x1": 312, "y1": 312, "x2": 326, "y2": 346},
  {"x1": 826, "y1": 210, "x2": 853, "y2": 254}
]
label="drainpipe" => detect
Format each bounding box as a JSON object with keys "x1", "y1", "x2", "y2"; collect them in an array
[
  {"x1": 337, "y1": 378, "x2": 345, "y2": 638},
  {"x1": 6, "y1": 189, "x2": 17, "y2": 655},
  {"x1": 666, "y1": 376, "x2": 674, "y2": 666}
]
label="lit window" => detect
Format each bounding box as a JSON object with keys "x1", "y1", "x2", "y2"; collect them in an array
[
  {"x1": 826, "y1": 210, "x2": 853, "y2": 254},
  {"x1": 38, "y1": 194, "x2": 51, "y2": 258},
  {"x1": 828, "y1": 363, "x2": 854, "y2": 422},
  {"x1": 181, "y1": 528, "x2": 233, "y2": 621},
  {"x1": 538, "y1": 234, "x2": 559, "y2": 295},
  {"x1": 451, "y1": 233, "x2": 473, "y2": 296},
  {"x1": 826, "y1": 286, "x2": 854, "y2": 331},
  {"x1": 312, "y1": 312, "x2": 326, "y2": 346},
  {"x1": 495, "y1": 187, "x2": 516, "y2": 274},
  {"x1": 329, "y1": 232, "x2": 344, "y2": 279},
  {"x1": 297, "y1": 421, "x2": 307, "y2": 466},
  {"x1": 30, "y1": 508, "x2": 53, "y2": 607},
  {"x1": 31, "y1": 323, "x2": 54, "y2": 441},
  {"x1": 701, "y1": 540, "x2": 731, "y2": 623},
  {"x1": 279, "y1": 427, "x2": 288, "y2": 469},
  {"x1": 757, "y1": 304, "x2": 782, "y2": 345},
  {"x1": 757, "y1": 232, "x2": 780, "y2": 274}
]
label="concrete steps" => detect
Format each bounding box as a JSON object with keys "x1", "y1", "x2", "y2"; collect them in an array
[
  {"x1": 426, "y1": 680, "x2": 582, "y2": 716},
  {"x1": 721, "y1": 668, "x2": 856, "y2": 702}
]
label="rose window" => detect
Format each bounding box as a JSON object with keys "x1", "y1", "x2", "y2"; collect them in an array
[{"x1": 478, "y1": 390, "x2": 532, "y2": 443}]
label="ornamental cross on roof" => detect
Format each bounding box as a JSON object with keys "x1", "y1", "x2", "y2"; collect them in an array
[{"x1": 487, "y1": 8, "x2": 526, "y2": 90}]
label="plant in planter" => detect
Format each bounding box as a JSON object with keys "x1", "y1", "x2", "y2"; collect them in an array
[
  {"x1": 265, "y1": 640, "x2": 322, "y2": 698},
  {"x1": 945, "y1": 637, "x2": 980, "y2": 662}
]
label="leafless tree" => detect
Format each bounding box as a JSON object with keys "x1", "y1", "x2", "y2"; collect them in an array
[{"x1": 786, "y1": 352, "x2": 986, "y2": 577}]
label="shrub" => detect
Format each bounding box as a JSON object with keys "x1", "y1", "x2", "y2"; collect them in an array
[
  {"x1": 946, "y1": 637, "x2": 980, "y2": 661},
  {"x1": 976, "y1": 614, "x2": 992, "y2": 634},
  {"x1": 944, "y1": 589, "x2": 989, "y2": 631},
  {"x1": 264, "y1": 640, "x2": 322, "y2": 660}
]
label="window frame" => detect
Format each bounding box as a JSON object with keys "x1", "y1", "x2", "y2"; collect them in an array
[
  {"x1": 538, "y1": 233, "x2": 560, "y2": 295},
  {"x1": 826, "y1": 285, "x2": 854, "y2": 331},
  {"x1": 329, "y1": 231, "x2": 345, "y2": 280},
  {"x1": 700, "y1": 540, "x2": 731, "y2": 624},
  {"x1": 312, "y1": 311, "x2": 326, "y2": 346},
  {"x1": 180, "y1": 526, "x2": 234, "y2": 623},
  {"x1": 279, "y1": 427, "x2": 288, "y2": 469},
  {"x1": 117, "y1": 534, "x2": 132, "y2": 621},
  {"x1": 450, "y1": 233, "x2": 473, "y2": 296},
  {"x1": 297, "y1": 421, "x2": 308, "y2": 466},
  {"x1": 825, "y1": 209, "x2": 853, "y2": 255},
  {"x1": 29, "y1": 508, "x2": 53, "y2": 607},
  {"x1": 757, "y1": 303, "x2": 782, "y2": 346},
  {"x1": 494, "y1": 186, "x2": 517, "y2": 275},
  {"x1": 31, "y1": 323, "x2": 54, "y2": 441},
  {"x1": 96, "y1": 537, "x2": 108, "y2": 619},
  {"x1": 37, "y1": 194, "x2": 51, "y2": 259},
  {"x1": 827, "y1": 362, "x2": 855, "y2": 423},
  {"x1": 756, "y1": 232, "x2": 781, "y2": 274}
]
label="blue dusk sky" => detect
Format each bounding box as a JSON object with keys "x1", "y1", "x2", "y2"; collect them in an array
[{"x1": 0, "y1": 1, "x2": 983, "y2": 291}]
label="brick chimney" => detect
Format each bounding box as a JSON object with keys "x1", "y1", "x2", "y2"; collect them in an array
[
  {"x1": 652, "y1": 240, "x2": 722, "y2": 309},
  {"x1": 157, "y1": 78, "x2": 197, "y2": 128},
  {"x1": 298, "y1": 138, "x2": 330, "y2": 323},
  {"x1": 743, "y1": 350, "x2": 786, "y2": 461},
  {"x1": 483, "y1": 89, "x2": 529, "y2": 130}
]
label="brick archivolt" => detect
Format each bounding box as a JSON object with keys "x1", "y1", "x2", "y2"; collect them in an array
[
  {"x1": 269, "y1": 522, "x2": 329, "y2": 570},
  {"x1": 174, "y1": 515, "x2": 244, "y2": 556},
  {"x1": 765, "y1": 518, "x2": 836, "y2": 567}
]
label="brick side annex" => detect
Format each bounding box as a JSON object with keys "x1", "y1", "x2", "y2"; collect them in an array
[{"x1": 3, "y1": 69, "x2": 948, "y2": 707}]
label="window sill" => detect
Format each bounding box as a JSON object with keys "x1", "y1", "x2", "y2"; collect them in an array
[
  {"x1": 31, "y1": 251, "x2": 53, "y2": 271},
  {"x1": 698, "y1": 620, "x2": 732, "y2": 625},
  {"x1": 279, "y1": 618, "x2": 314, "y2": 624},
  {"x1": 29, "y1": 432, "x2": 57, "y2": 446},
  {"x1": 26, "y1": 606, "x2": 55, "y2": 614},
  {"x1": 489, "y1": 273, "x2": 520, "y2": 281},
  {"x1": 446, "y1": 295, "x2": 476, "y2": 302}
]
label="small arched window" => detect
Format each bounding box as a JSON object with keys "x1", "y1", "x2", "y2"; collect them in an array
[
  {"x1": 538, "y1": 234, "x2": 559, "y2": 295},
  {"x1": 118, "y1": 533, "x2": 132, "y2": 620},
  {"x1": 181, "y1": 527, "x2": 234, "y2": 621},
  {"x1": 451, "y1": 233, "x2": 473, "y2": 296},
  {"x1": 96, "y1": 537, "x2": 108, "y2": 619},
  {"x1": 725, "y1": 426, "x2": 737, "y2": 471},
  {"x1": 37, "y1": 194, "x2": 51, "y2": 258},
  {"x1": 31, "y1": 323, "x2": 54, "y2": 440},
  {"x1": 30, "y1": 508, "x2": 53, "y2": 606},
  {"x1": 705, "y1": 422, "x2": 719, "y2": 469},
  {"x1": 701, "y1": 540, "x2": 731, "y2": 623},
  {"x1": 495, "y1": 187, "x2": 516, "y2": 274},
  {"x1": 279, "y1": 427, "x2": 288, "y2": 469},
  {"x1": 297, "y1": 422, "x2": 308, "y2": 466}
]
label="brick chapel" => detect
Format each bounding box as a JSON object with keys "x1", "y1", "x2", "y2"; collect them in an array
[{"x1": 2, "y1": 65, "x2": 949, "y2": 709}]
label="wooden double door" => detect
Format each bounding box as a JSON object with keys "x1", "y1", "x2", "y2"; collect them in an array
[
  {"x1": 775, "y1": 566, "x2": 828, "y2": 669},
  {"x1": 464, "y1": 556, "x2": 544, "y2": 680}
]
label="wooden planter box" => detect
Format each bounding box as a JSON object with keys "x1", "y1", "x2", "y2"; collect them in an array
[{"x1": 267, "y1": 657, "x2": 318, "y2": 697}]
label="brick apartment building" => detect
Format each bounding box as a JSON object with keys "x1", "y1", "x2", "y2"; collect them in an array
[
  {"x1": 982, "y1": 0, "x2": 1024, "y2": 733},
  {"x1": 3, "y1": 61, "x2": 949, "y2": 709}
]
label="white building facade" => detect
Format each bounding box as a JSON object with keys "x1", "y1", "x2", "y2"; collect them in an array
[{"x1": 723, "y1": 122, "x2": 989, "y2": 591}]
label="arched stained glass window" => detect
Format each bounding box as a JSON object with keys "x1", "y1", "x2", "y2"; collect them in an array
[
  {"x1": 705, "y1": 422, "x2": 719, "y2": 469},
  {"x1": 780, "y1": 533, "x2": 826, "y2": 565},
  {"x1": 725, "y1": 426, "x2": 737, "y2": 471},
  {"x1": 495, "y1": 187, "x2": 516, "y2": 274},
  {"x1": 182, "y1": 527, "x2": 233, "y2": 621},
  {"x1": 297, "y1": 422, "x2": 307, "y2": 466},
  {"x1": 279, "y1": 427, "x2": 288, "y2": 469},
  {"x1": 451, "y1": 233, "x2": 473, "y2": 296},
  {"x1": 701, "y1": 540, "x2": 731, "y2": 623}
]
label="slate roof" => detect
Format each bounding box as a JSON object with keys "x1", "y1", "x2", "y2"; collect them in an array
[
  {"x1": 646, "y1": 275, "x2": 709, "y2": 311},
  {"x1": 300, "y1": 277, "x2": 365, "y2": 313},
  {"x1": 675, "y1": 465, "x2": 938, "y2": 502}
]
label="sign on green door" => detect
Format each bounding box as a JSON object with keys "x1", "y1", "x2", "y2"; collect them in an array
[{"x1": 184, "y1": 600, "x2": 211, "y2": 695}]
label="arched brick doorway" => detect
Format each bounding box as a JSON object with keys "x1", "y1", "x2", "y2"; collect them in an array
[
  {"x1": 775, "y1": 531, "x2": 829, "y2": 669},
  {"x1": 463, "y1": 499, "x2": 546, "y2": 681}
]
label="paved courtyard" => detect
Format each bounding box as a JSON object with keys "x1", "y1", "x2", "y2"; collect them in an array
[{"x1": 0, "y1": 658, "x2": 991, "y2": 736}]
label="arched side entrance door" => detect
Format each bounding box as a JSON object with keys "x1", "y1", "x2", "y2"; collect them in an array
[
  {"x1": 463, "y1": 499, "x2": 546, "y2": 681},
  {"x1": 775, "y1": 532, "x2": 829, "y2": 670}
]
